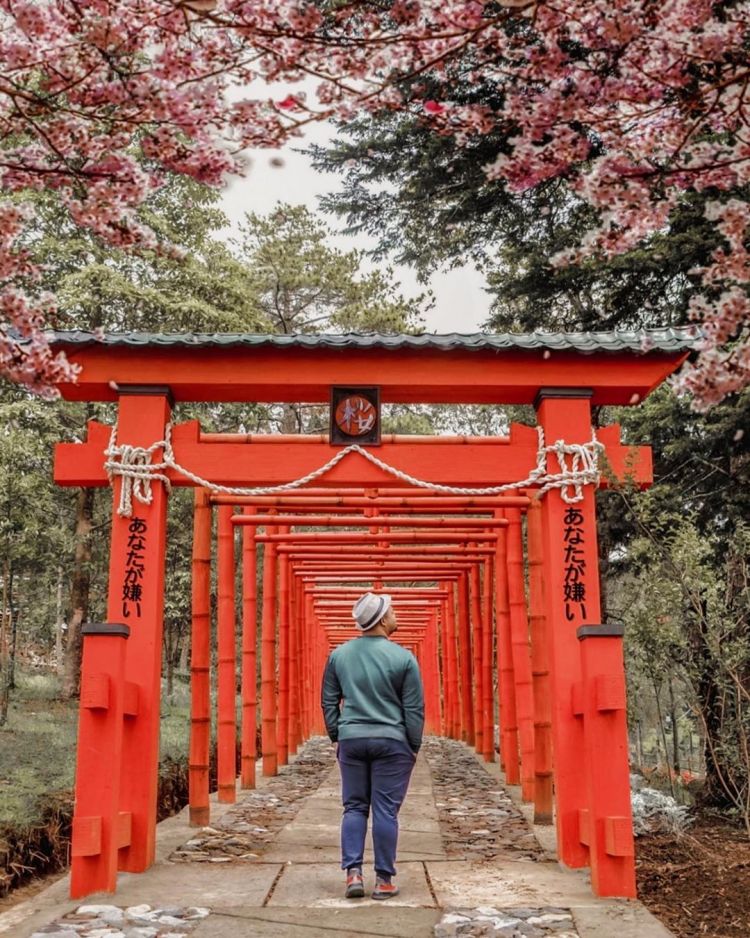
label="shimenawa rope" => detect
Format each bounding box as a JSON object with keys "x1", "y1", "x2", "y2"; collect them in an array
[{"x1": 104, "y1": 424, "x2": 604, "y2": 518}]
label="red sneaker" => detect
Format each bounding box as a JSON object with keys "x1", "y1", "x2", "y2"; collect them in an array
[
  {"x1": 345, "y1": 868, "x2": 364, "y2": 899},
  {"x1": 371, "y1": 881, "x2": 400, "y2": 900}
]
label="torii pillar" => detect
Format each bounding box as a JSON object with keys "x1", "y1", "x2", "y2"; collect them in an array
[
  {"x1": 535, "y1": 388, "x2": 635, "y2": 897},
  {"x1": 70, "y1": 386, "x2": 172, "y2": 894},
  {"x1": 112, "y1": 388, "x2": 172, "y2": 873}
]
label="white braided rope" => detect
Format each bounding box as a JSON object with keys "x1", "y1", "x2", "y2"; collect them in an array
[
  {"x1": 104, "y1": 429, "x2": 173, "y2": 517},
  {"x1": 104, "y1": 424, "x2": 604, "y2": 517}
]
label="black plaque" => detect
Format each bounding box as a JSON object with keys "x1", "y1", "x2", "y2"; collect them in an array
[{"x1": 330, "y1": 386, "x2": 381, "y2": 446}]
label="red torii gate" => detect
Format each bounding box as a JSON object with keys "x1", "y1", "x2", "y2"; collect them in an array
[{"x1": 50, "y1": 329, "x2": 692, "y2": 901}]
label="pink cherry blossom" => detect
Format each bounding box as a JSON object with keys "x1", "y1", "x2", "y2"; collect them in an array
[{"x1": 0, "y1": 0, "x2": 748, "y2": 406}]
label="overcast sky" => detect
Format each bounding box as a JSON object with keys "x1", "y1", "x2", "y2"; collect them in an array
[{"x1": 218, "y1": 118, "x2": 491, "y2": 334}]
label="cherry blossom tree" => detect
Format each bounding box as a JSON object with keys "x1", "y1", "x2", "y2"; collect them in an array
[{"x1": 0, "y1": 1, "x2": 748, "y2": 407}]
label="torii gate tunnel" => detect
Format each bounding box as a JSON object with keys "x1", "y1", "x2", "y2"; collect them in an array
[{"x1": 51, "y1": 329, "x2": 693, "y2": 902}]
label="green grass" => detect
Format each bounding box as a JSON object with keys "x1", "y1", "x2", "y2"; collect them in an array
[
  {"x1": 0, "y1": 670, "x2": 192, "y2": 827},
  {"x1": 0, "y1": 673, "x2": 77, "y2": 825}
]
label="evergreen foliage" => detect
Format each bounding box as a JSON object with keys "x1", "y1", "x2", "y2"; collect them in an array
[{"x1": 311, "y1": 114, "x2": 745, "y2": 333}]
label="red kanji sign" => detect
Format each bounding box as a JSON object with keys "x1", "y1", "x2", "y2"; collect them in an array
[{"x1": 330, "y1": 386, "x2": 380, "y2": 445}]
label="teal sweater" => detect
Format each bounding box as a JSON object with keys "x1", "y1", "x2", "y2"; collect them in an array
[{"x1": 321, "y1": 636, "x2": 425, "y2": 752}]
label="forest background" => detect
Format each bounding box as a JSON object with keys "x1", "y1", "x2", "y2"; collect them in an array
[{"x1": 0, "y1": 33, "x2": 749, "y2": 914}]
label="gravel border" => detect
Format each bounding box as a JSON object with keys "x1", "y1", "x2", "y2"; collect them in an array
[
  {"x1": 170, "y1": 737, "x2": 336, "y2": 863},
  {"x1": 422, "y1": 737, "x2": 542, "y2": 862}
]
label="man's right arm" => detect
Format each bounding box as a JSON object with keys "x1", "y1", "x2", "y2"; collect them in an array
[{"x1": 320, "y1": 654, "x2": 342, "y2": 743}]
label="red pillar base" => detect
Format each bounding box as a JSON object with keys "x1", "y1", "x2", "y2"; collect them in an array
[
  {"x1": 70, "y1": 623, "x2": 129, "y2": 898},
  {"x1": 578, "y1": 624, "x2": 636, "y2": 898}
]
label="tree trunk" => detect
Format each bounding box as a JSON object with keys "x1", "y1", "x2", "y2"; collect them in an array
[
  {"x1": 55, "y1": 565, "x2": 65, "y2": 675},
  {"x1": 636, "y1": 720, "x2": 644, "y2": 767},
  {"x1": 695, "y1": 666, "x2": 731, "y2": 808},
  {"x1": 281, "y1": 403, "x2": 302, "y2": 433},
  {"x1": 0, "y1": 560, "x2": 10, "y2": 726},
  {"x1": 63, "y1": 488, "x2": 95, "y2": 699},
  {"x1": 164, "y1": 628, "x2": 175, "y2": 699},
  {"x1": 653, "y1": 723, "x2": 662, "y2": 767},
  {"x1": 652, "y1": 676, "x2": 676, "y2": 799},
  {"x1": 8, "y1": 577, "x2": 18, "y2": 690},
  {"x1": 178, "y1": 637, "x2": 189, "y2": 676},
  {"x1": 689, "y1": 601, "x2": 736, "y2": 810},
  {"x1": 669, "y1": 678, "x2": 681, "y2": 777},
  {"x1": 668, "y1": 678, "x2": 681, "y2": 802}
]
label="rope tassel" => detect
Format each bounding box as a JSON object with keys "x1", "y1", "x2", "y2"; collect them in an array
[{"x1": 103, "y1": 424, "x2": 605, "y2": 518}]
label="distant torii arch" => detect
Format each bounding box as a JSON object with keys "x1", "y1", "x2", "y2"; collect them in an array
[{"x1": 51, "y1": 329, "x2": 693, "y2": 901}]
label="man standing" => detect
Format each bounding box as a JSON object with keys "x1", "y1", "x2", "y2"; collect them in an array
[{"x1": 321, "y1": 592, "x2": 424, "y2": 901}]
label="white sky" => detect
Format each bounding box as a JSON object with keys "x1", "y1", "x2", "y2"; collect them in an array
[{"x1": 218, "y1": 118, "x2": 491, "y2": 334}]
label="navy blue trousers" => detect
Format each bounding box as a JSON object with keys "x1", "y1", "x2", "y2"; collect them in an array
[{"x1": 337, "y1": 737, "x2": 416, "y2": 878}]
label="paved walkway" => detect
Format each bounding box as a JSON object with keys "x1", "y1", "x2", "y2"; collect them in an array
[{"x1": 0, "y1": 739, "x2": 674, "y2": 938}]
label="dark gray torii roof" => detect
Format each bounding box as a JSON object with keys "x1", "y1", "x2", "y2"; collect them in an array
[{"x1": 50, "y1": 327, "x2": 698, "y2": 354}]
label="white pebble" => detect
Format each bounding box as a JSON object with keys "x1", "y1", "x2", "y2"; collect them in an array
[
  {"x1": 489, "y1": 917, "x2": 522, "y2": 929},
  {"x1": 527, "y1": 913, "x2": 573, "y2": 925},
  {"x1": 31, "y1": 931, "x2": 80, "y2": 938},
  {"x1": 125, "y1": 906, "x2": 152, "y2": 918},
  {"x1": 440, "y1": 913, "x2": 471, "y2": 924},
  {"x1": 157, "y1": 916, "x2": 185, "y2": 926},
  {"x1": 76, "y1": 906, "x2": 122, "y2": 916}
]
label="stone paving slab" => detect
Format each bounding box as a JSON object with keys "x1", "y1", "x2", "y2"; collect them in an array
[
  {"x1": 572, "y1": 904, "x2": 674, "y2": 938},
  {"x1": 190, "y1": 906, "x2": 443, "y2": 937},
  {"x1": 268, "y1": 860, "x2": 435, "y2": 908},
  {"x1": 110, "y1": 862, "x2": 281, "y2": 907},
  {"x1": 425, "y1": 859, "x2": 595, "y2": 909},
  {"x1": 263, "y1": 757, "x2": 446, "y2": 866},
  {"x1": 263, "y1": 829, "x2": 446, "y2": 864}
]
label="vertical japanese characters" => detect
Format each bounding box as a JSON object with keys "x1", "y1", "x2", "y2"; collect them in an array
[
  {"x1": 122, "y1": 517, "x2": 148, "y2": 619},
  {"x1": 563, "y1": 506, "x2": 587, "y2": 622}
]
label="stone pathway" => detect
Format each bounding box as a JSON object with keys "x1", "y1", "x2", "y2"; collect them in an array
[
  {"x1": 169, "y1": 738, "x2": 335, "y2": 863},
  {"x1": 0, "y1": 737, "x2": 675, "y2": 938}
]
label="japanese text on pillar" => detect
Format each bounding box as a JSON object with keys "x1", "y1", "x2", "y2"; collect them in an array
[
  {"x1": 563, "y1": 507, "x2": 587, "y2": 621},
  {"x1": 122, "y1": 516, "x2": 147, "y2": 618}
]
